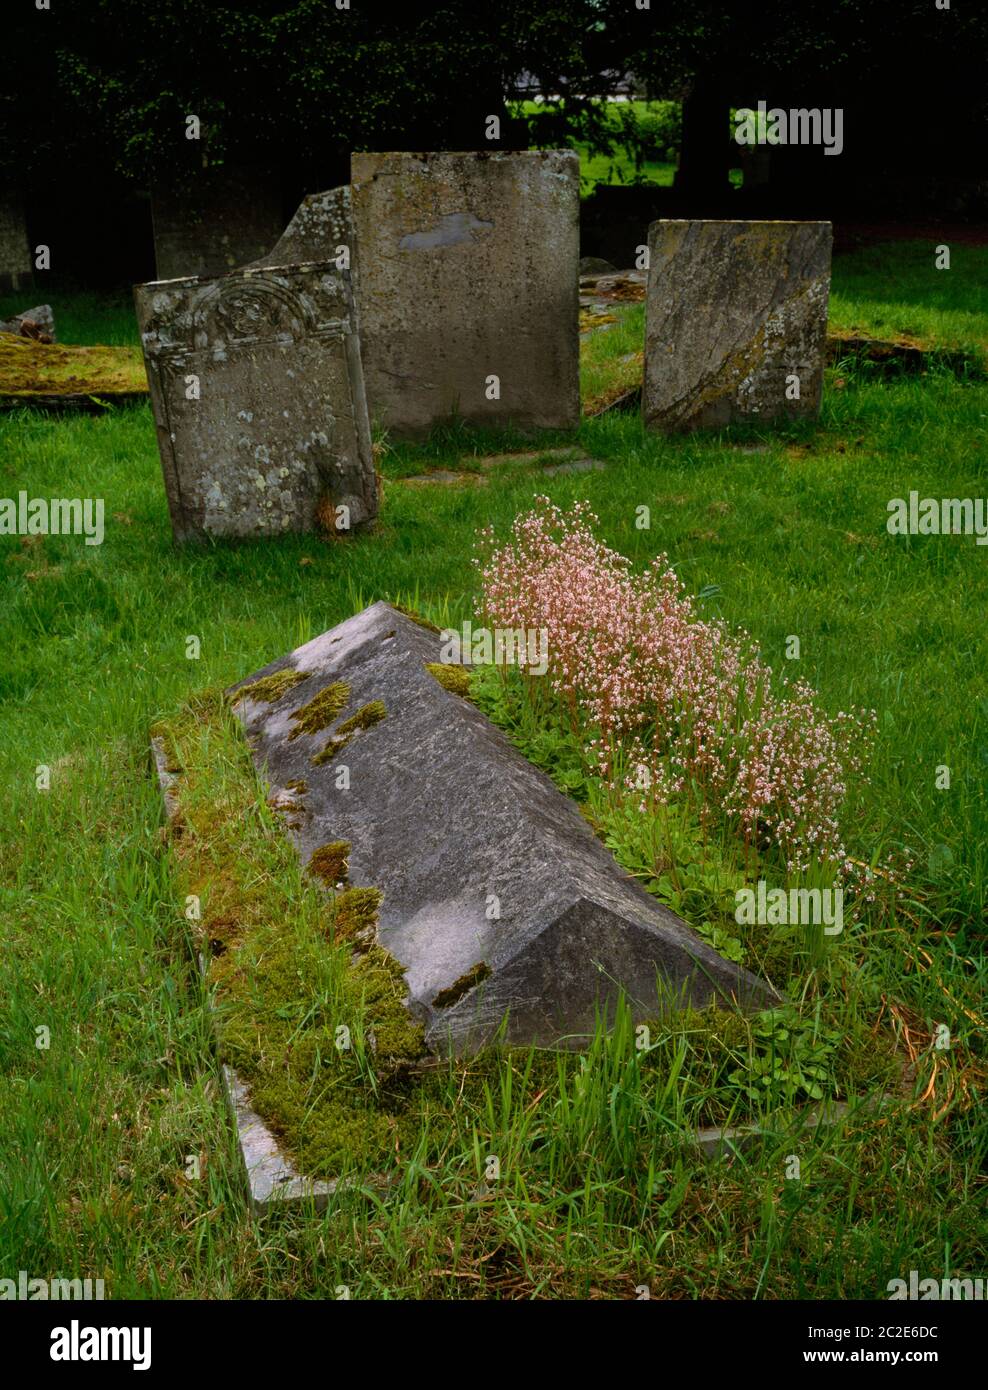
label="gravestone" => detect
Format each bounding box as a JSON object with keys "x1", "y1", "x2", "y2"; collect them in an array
[
  {"x1": 151, "y1": 165, "x2": 285, "y2": 282},
  {"x1": 0, "y1": 195, "x2": 32, "y2": 294},
  {"x1": 134, "y1": 262, "x2": 377, "y2": 541},
  {"x1": 228, "y1": 602, "x2": 777, "y2": 1054},
  {"x1": 245, "y1": 186, "x2": 353, "y2": 275},
  {"x1": 350, "y1": 151, "x2": 580, "y2": 436},
  {"x1": 643, "y1": 219, "x2": 832, "y2": 432}
]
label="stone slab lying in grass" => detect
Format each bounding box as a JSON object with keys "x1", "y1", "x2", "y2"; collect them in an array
[
  {"x1": 825, "y1": 330, "x2": 984, "y2": 378},
  {"x1": 228, "y1": 601, "x2": 777, "y2": 1054},
  {"x1": 134, "y1": 261, "x2": 377, "y2": 542},
  {"x1": 0, "y1": 333, "x2": 147, "y2": 398},
  {"x1": 693, "y1": 1093, "x2": 896, "y2": 1161},
  {"x1": 643, "y1": 219, "x2": 832, "y2": 432}
]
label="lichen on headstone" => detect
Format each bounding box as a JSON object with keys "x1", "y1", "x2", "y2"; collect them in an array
[{"x1": 643, "y1": 219, "x2": 832, "y2": 433}]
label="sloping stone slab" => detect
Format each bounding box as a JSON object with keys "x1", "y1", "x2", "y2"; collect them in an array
[
  {"x1": 471, "y1": 447, "x2": 582, "y2": 470},
  {"x1": 134, "y1": 261, "x2": 377, "y2": 542},
  {"x1": 399, "y1": 469, "x2": 486, "y2": 487},
  {"x1": 0, "y1": 392, "x2": 148, "y2": 413},
  {"x1": 643, "y1": 220, "x2": 832, "y2": 433},
  {"x1": 227, "y1": 602, "x2": 777, "y2": 1054}
]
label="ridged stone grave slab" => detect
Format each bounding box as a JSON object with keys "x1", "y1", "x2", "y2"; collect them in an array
[
  {"x1": 227, "y1": 602, "x2": 776, "y2": 1053},
  {"x1": 643, "y1": 219, "x2": 832, "y2": 432},
  {"x1": 134, "y1": 261, "x2": 377, "y2": 542}
]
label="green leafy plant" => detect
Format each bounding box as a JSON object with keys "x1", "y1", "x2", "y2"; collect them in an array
[{"x1": 729, "y1": 1008, "x2": 843, "y2": 1105}]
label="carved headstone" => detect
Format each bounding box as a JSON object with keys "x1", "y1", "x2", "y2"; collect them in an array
[
  {"x1": 228, "y1": 602, "x2": 778, "y2": 1054},
  {"x1": 134, "y1": 263, "x2": 377, "y2": 542},
  {"x1": 350, "y1": 151, "x2": 580, "y2": 436},
  {"x1": 643, "y1": 219, "x2": 832, "y2": 432}
]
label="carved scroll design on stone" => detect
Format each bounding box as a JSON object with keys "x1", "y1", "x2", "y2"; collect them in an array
[
  {"x1": 140, "y1": 268, "x2": 352, "y2": 363},
  {"x1": 190, "y1": 274, "x2": 314, "y2": 347}
]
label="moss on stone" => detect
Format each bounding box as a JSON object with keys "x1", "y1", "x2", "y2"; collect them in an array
[
  {"x1": 154, "y1": 690, "x2": 429, "y2": 1179},
  {"x1": 238, "y1": 667, "x2": 309, "y2": 704},
  {"x1": 425, "y1": 662, "x2": 472, "y2": 699},
  {"x1": 311, "y1": 700, "x2": 386, "y2": 765},
  {"x1": 355, "y1": 945, "x2": 428, "y2": 1072},
  {"x1": 393, "y1": 601, "x2": 440, "y2": 634},
  {"x1": 432, "y1": 961, "x2": 492, "y2": 1010},
  {"x1": 151, "y1": 727, "x2": 182, "y2": 774},
  {"x1": 338, "y1": 700, "x2": 386, "y2": 735},
  {"x1": 288, "y1": 680, "x2": 350, "y2": 739},
  {"x1": 285, "y1": 779, "x2": 308, "y2": 795},
  {"x1": 332, "y1": 885, "x2": 383, "y2": 945},
  {"x1": 309, "y1": 841, "x2": 351, "y2": 886},
  {"x1": 0, "y1": 333, "x2": 148, "y2": 397},
  {"x1": 311, "y1": 735, "x2": 347, "y2": 767}
]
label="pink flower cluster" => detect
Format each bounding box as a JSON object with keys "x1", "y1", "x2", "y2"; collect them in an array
[{"x1": 476, "y1": 498, "x2": 876, "y2": 879}]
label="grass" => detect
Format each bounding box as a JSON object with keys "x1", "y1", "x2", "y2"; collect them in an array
[
  {"x1": 828, "y1": 243, "x2": 988, "y2": 353},
  {"x1": 0, "y1": 288, "x2": 142, "y2": 348},
  {"x1": 513, "y1": 98, "x2": 744, "y2": 196},
  {"x1": 0, "y1": 241, "x2": 985, "y2": 1298},
  {"x1": 514, "y1": 98, "x2": 681, "y2": 195}
]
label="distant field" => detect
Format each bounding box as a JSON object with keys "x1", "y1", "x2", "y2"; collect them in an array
[{"x1": 514, "y1": 97, "x2": 683, "y2": 194}]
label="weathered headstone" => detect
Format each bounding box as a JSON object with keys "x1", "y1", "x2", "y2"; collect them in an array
[
  {"x1": 245, "y1": 186, "x2": 353, "y2": 275},
  {"x1": 151, "y1": 165, "x2": 285, "y2": 282},
  {"x1": 134, "y1": 262, "x2": 377, "y2": 541},
  {"x1": 228, "y1": 602, "x2": 777, "y2": 1054},
  {"x1": 643, "y1": 219, "x2": 832, "y2": 432},
  {"x1": 0, "y1": 195, "x2": 32, "y2": 294},
  {"x1": 350, "y1": 151, "x2": 580, "y2": 436}
]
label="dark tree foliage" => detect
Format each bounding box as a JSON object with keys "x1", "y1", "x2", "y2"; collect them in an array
[
  {"x1": 2, "y1": 2, "x2": 623, "y2": 187},
  {"x1": 1, "y1": 1, "x2": 985, "y2": 194}
]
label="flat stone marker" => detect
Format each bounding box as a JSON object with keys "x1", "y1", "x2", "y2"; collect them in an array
[
  {"x1": 643, "y1": 220, "x2": 832, "y2": 433},
  {"x1": 542, "y1": 457, "x2": 605, "y2": 476},
  {"x1": 228, "y1": 602, "x2": 777, "y2": 1054},
  {"x1": 134, "y1": 262, "x2": 377, "y2": 542},
  {"x1": 350, "y1": 151, "x2": 580, "y2": 436}
]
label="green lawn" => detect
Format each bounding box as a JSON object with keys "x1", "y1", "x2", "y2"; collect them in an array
[
  {"x1": 828, "y1": 242, "x2": 988, "y2": 351},
  {"x1": 514, "y1": 98, "x2": 688, "y2": 195},
  {"x1": 0, "y1": 242, "x2": 985, "y2": 1299}
]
